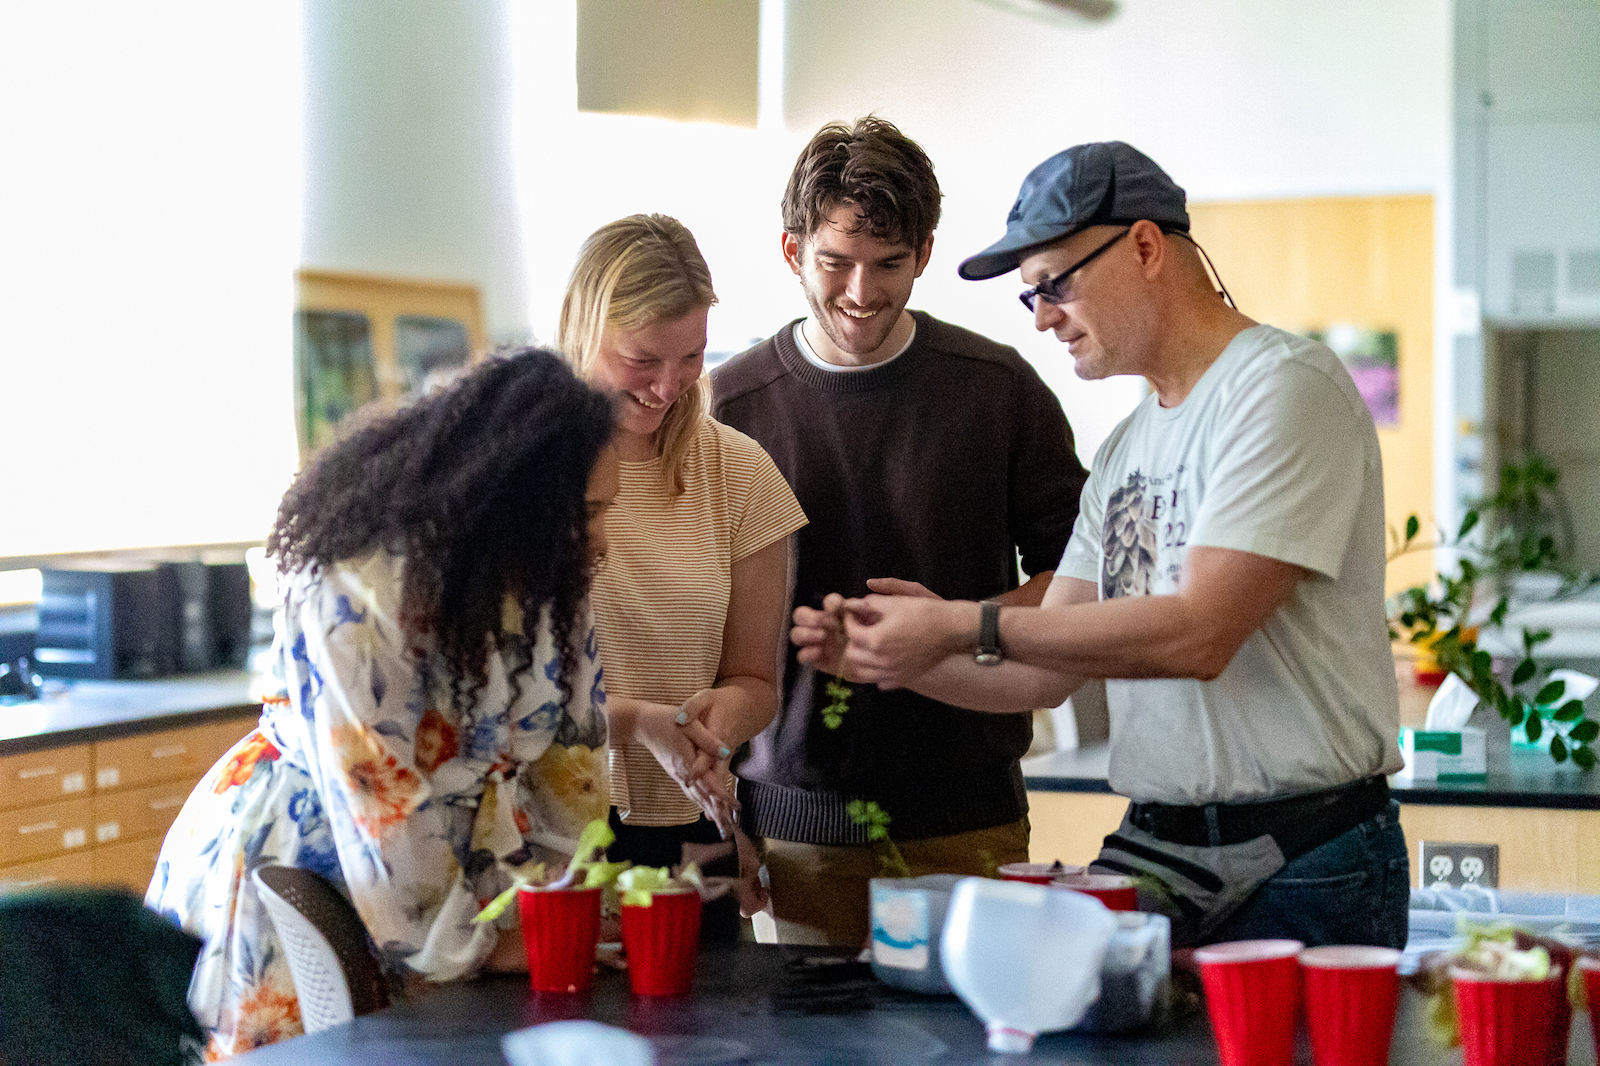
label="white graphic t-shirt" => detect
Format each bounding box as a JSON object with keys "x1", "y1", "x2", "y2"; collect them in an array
[{"x1": 1058, "y1": 325, "x2": 1403, "y2": 805}]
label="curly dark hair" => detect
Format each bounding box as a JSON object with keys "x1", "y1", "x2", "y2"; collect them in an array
[
  {"x1": 781, "y1": 115, "x2": 943, "y2": 249},
  {"x1": 266, "y1": 347, "x2": 615, "y2": 710}
]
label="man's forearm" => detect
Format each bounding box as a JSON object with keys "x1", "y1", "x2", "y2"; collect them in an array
[{"x1": 906, "y1": 653, "x2": 1086, "y2": 713}]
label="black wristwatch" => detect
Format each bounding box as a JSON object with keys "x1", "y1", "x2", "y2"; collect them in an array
[{"x1": 974, "y1": 600, "x2": 1003, "y2": 666}]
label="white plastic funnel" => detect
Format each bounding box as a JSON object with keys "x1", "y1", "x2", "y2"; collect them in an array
[{"x1": 940, "y1": 876, "x2": 1118, "y2": 1053}]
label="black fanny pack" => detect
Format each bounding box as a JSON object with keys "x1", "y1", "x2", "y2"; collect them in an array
[{"x1": 1126, "y1": 775, "x2": 1391, "y2": 862}]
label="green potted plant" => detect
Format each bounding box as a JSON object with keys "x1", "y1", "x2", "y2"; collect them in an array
[
  {"x1": 1388, "y1": 457, "x2": 1600, "y2": 769},
  {"x1": 614, "y1": 864, "x2": 715, "y2": 996}
]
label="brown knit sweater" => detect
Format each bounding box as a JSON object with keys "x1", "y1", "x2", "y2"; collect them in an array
[{"x1": 711, "y1": 311, "x2": 1088, "y2": 843}]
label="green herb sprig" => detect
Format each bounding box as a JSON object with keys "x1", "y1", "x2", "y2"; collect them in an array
[
  {"x1": 847, "y1": 799, "x2": 911, "y2": 878},
  {"x1": 821, "y1": 677, "x2": 853, "y2": 730}
]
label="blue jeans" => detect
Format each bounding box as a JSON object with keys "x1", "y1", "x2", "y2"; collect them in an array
[{"x1": 1203, "y1": 800, "x2": 1410, "y2": 948}]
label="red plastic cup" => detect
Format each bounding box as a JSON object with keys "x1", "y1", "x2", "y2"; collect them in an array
[
  {"x1": 1050, "y1": 873, "x2": 1138, "y2": 911},
  {"x1": 1298, "y1": 945, "x2": 1401, "y2": 1066},
  {"x1": 1582, "y1": 958, "x2": 1600, "y2": 1060},
  {"x1": 1452, "y1": 967, "x2": 1573, "y2": 1066},
  {"x1": 516, "y1": 885, "x2": 603, "y2": 993},
  {"x1": 620, "y1": 889, "x2": 702, "y2": 996},
  {"x1": 997, "y1": 862, "x2": 1083, "y2": 884},
  {"x1": 1195, "y1": 939, "x2": 1304, "y2": 1066}
]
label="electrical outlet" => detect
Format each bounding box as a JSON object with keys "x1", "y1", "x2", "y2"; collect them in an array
[{"x1": 1418, "y1": 841, "x2": 1499, "y2": 889}]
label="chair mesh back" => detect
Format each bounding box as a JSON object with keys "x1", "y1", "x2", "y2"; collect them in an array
[{"x1": 252, "y1": 865, "x2": 390, "y2": 1033}]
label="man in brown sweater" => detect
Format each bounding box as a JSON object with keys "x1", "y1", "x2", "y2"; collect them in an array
[{"x1": 711, "y1": 117, "x2": 1088, "y2": 947}]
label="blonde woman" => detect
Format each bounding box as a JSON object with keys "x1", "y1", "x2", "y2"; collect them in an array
[{"x1": 558, "y1": 214, "x2": 807, "y2": 938}]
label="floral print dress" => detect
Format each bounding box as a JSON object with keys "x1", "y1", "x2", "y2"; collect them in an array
[{"x1": 146, "y1": 551, "x2": 609, "y2": 1060}]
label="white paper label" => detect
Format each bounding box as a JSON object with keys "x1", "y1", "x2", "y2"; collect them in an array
[
  {"x1": 97, "y1": 768, "x2": 121, "y2": 788},
  {"x1": 60, "y1": 772, "x2": 86, "y2": 793},
  {"x1": 871, "y1": 887, "x2": 931, "y2": 971},
  {"x1": 63, "y1": 828, "x2": 87, "y2": 849}
]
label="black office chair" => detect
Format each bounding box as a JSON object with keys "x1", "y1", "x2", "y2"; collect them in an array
[
  {"x1": 0, "y1": 887, "x2": 204, "y2": 1066},
  {"x1": 251, "y1": 864, "x2": 390, "y2": 1032}
]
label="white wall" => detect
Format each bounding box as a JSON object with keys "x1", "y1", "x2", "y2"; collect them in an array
[{"x1": 509, "y1": 0, "x2": 1453, "y2": 460}]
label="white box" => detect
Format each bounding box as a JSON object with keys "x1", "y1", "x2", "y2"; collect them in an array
[{"x1": 1397, "y1": 726, "x2": 1487, "y2": 781}]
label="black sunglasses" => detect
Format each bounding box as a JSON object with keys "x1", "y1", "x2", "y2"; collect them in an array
[{"x1": 1018, "y1": 228, "x2": 1131, "y2": 311}]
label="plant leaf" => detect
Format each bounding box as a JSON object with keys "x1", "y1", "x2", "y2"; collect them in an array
[
  {"x1": 1550, "y1": 736, "x2": 1569, "y2": 762},
  {"x1": 1573, "y1": 746, "x2": 1597, "y2": 771},
  {"x1": 580, "y1": 860, "x2": 632, "y2": 889},
  {"x1": 1535, "y1": 680, "x2": 1567, "y2": 706},
  {"x1": 1553, "y1": 699, "x2": 1586, "y2": 723},
  {"x1": 1471, "y1": 650, "x2": 1492, "y2": 679},
  {"x1": 1525, "y1": 714, "x2": 1543, "y2": 742},
  {"x1": 1406, "y1": 515, "x2": 1420, "y2": 542},
  {"x1": 616, "y1": 865, "x2": 674, "y2": 906},
  {"x1": 1512, "y1": 659, "x2": 1537, "y2": 686},
  {"x1": 1457, "y1": 510, "x2": 1479, "y2": 539},
  {"x1": 1489, "y1": 599, "x2": 1509, "y2": 627},
  {"x1": 1570, "y1": 720, "x2": 1599, "y2": 744}
]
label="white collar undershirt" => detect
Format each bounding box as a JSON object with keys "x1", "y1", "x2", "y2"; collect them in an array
[{"x1": 793, "y1": 318, "x2": 917, "y2": 372}]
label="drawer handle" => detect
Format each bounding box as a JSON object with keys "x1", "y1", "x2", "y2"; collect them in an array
[
  {"x1": 4, "y1": 875, "x2": 59, "y2": 889},
  {"x1": 63, "y1": 828, "x2": 86, "y2": 848},
  {"x1": 18, "y1": 766, "x2": 57, "y2": 780},
  {"x1": 97, "y1": 768, "x2": 121, "y2": 788},
  {"x1": 150, "y1": 797, "x2": 187, "y2": 811},
  {"x1": 150, "y1": 745, "x2": 189, "y2": 759},
  {"x1": 19, "y1": 821, "x2": 58, "y2": 834},
  {"x1": 97, "y1": 822, "x2": 121, "y2": 842},
  {"x1": 61, "y1": 773, "x2": 86, "y2": 793}
]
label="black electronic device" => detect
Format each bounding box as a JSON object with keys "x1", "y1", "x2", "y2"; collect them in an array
[{"x1": 35, "y1": 567, "x2": 179, "y2": 680}]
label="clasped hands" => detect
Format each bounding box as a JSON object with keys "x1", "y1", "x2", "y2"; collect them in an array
[
  {"x1": 791, "y1": 577, "x2": 961, "y2": 689},
  {"x1": 634, "y1": 689, "x2": 739, "y2": 838}
]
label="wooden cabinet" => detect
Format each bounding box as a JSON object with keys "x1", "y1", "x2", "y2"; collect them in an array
[
  {"x1": 0, "y1": 742, "x2": 93, "y2": 810},
  {"x1": 0, "y1": 713, "x2": 256, "y2": 894}
]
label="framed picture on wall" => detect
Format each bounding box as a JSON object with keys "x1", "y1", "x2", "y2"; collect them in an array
[{"x1": 1310, "y1": 324, "x2": 1400, "y2": 427}]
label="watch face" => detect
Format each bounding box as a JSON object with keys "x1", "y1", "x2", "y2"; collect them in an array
[{"x1": 975, "y1": 651, "x2": 1003, "y2": 666}]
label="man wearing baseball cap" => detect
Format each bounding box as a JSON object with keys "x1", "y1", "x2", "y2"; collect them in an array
[{"x1": 796, "y1": 141, "x2": 1409, "y2": 949}]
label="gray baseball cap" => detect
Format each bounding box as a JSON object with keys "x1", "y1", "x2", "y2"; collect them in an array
[{"x1": 958, "y1": 141, "x2": 1189, "y2": 281}]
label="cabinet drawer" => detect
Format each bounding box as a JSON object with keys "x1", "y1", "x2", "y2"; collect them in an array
[
  {"x1": 0, "y1": 796, "x2": 94, "y2": 865},
  {"x1": 0, "y1": 743, "x2": 92, "y2": 812},
  {"x1": 93, "y1": 779, "x2": 197, "y2": 846},
  {"x1": 94, "y1": 718, "x2": 252, "y2": 792},
  {"x1": 0, "y1": 850, "x2": 96, "y2": 892},
  {"x1": 93, "y1": 835, "x2": 166, "y2": 895}
]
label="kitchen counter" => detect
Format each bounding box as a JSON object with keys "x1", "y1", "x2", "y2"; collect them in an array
[
  {"x1": 1022, "y1": 742, "x2": 1600, "y2": 810},
  {"x1": 0, "y1": 670, "x2": 257, "y2": 756}
]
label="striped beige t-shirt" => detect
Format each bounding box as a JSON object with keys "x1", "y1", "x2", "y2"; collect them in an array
[{"x1": 593, "y1": 416, "x2": 808, "y2": 827}]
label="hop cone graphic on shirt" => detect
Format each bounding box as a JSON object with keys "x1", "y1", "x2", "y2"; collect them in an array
[{"x1": 1101, "y1": 472, "x2": 1157, "y2": 599}]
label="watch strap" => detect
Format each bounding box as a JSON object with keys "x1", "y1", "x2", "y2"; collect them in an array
[{"x1": 975, "y1": 599, "x2": 1002, "y2": 666}]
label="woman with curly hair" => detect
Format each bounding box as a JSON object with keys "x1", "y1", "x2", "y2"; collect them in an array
[
  {"x1": 558, "y1": 215, "x2": 807, "y2": 938},
  {"x1": 146, "y1": 348, "x2": 618, "y2": 1059}
]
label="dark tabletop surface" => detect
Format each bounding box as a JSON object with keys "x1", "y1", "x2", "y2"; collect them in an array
[
  {"x1": 231, "y1": 942, "x2": 1599, "y2": 1065},
  {"x1": 0, "y1": 670, "x2": 256, "y2": 755},
  {"x1": 1022, "y1": 742, "x2": 1600, "y2": 810}
]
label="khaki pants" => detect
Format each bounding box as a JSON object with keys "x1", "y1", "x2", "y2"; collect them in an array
[{"x1": 752, "y1": 819, "x2": 1029, "y2": 948}]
